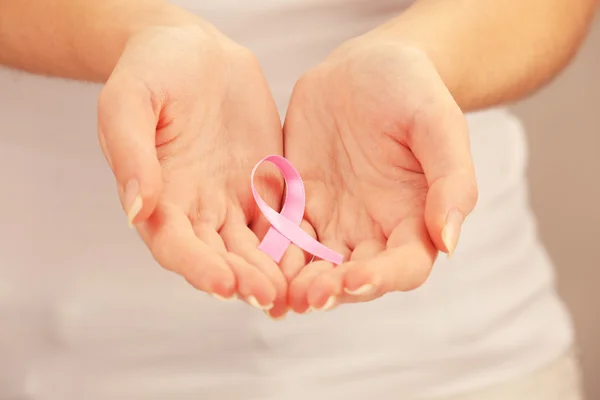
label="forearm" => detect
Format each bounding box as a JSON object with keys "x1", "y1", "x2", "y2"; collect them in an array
[
  {"x1": 0, "y1": 0, "x2": 209, "y2": 82},
  {"x1": 371, "y1": 0, "x2": 598, "y2": 111}
]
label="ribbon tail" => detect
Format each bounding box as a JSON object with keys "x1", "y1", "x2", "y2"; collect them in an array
[{"x1": 258, "y1": 227, "x2": 292, "y2": 263}]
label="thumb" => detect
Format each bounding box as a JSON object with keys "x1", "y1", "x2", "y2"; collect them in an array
[
  {"x1": 408, "y1": 99, "x2": 478, "y2": 256},
  {"x1": 97, "y1": 77, "x2": 163, "y2": 226}
]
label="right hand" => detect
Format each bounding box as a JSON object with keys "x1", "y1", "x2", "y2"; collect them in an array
[{"x1": 97, "y1": 23, "x2": 288, "y2": 313}]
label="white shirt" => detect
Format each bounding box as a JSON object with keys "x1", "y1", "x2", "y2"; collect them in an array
[{"x1": 0, "y1": 1, "x2": 574, "y2": 399}]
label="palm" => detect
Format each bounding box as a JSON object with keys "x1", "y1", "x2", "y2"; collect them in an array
[
  {"x1": 288, "y1": 107, "x2": 428, "y2": 251},
  {"x1": 283, "y1": 42, "x2": 455, "y2": 312}
]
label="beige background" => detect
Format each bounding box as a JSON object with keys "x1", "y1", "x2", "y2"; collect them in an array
[{"x1": 511, "y1": 14, "x2": 600, "y2": 399}]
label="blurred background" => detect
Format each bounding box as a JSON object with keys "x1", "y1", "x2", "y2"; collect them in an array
[{"x1": 511, "y1": 13, "x2": 600, "y2": 399}]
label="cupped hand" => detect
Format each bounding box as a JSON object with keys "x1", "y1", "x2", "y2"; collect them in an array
[
  {"x1": 97, "y1": 24, "x2": 287, "y2": 312},
  {"x1": 282, "y1": 38, "x2": 478, "y2": 313}
]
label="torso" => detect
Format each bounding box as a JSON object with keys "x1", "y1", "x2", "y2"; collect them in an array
[{"x1": 0, "y1": 1, "x2": 573, "y2": 399}]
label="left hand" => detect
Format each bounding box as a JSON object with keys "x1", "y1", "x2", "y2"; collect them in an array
[{"x1": 280, "y1": 37, "x2": 478, "y2": 313}]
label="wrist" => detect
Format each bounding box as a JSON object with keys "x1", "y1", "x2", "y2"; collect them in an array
[
  {"x1": 77, "y1": 2, "x2": 223, "y2": 81},
  {"x1": 333, "y1": 3, "x2": 470, "y2": 109},
  {"x1": 366, "y1": 28, "x2": 464, "y2": 101},
  {"x1": 322, "y1": 33, "x2": 441, "y2": 84}
]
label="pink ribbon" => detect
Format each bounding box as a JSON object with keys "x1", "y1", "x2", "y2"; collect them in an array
[{"x1": 251, "y1": 155, "x2": 344, "y2": 265}]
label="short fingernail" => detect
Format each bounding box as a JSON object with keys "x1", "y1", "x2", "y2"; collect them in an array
[
  {"x1": 124, "y1": 179, "x2": 142, "y2": 227},
  {"x1": 344, "y1": 284, "x2": 375, "y2": 296},
  {"x1": 212, "y1": 293, "x2": 238, "y2": 302},
  {"x1": 314, "y1": 296, "x2": 336, "y2": 311},
  {"x1": 247, "y1": 296, "x2": 274, "y2": 310},
  {"x1": 442, "y1": 208, "x2": 464, "y2": 257},
  {"x1": 264, "y1": 310, "x2": 287, "y2": 320}
]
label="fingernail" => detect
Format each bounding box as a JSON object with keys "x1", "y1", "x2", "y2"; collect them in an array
[
  {"x1": 442, "y1": 208, "x2": 464, "y2": 257},
  {"x1": 247, "y1": 296, "x2": 274, "y2": 310},
  {"x1": 344, "y1": 284, "x2": 375, "y2": 296},
  {"x1": 264, "y1": 310, "x2": 287, "y2": 320},
  {"x1": 314, "y1": 296, "x2": 336, "y2": 311},
  {"x1": 212, "y1": 293, "x2": 237, "y2": 302},
  {"x1": 124, "y1": 179, "x2": 142, "y2": 227}
]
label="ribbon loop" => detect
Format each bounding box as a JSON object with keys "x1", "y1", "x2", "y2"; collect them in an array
[{"x1": 251, "y1": 155, "x2": 344, "y2": 265}]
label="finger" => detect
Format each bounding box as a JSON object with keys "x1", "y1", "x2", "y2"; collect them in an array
[
  {"x1": 340, "y1": 218, "x2": 437, "y2": 303},
  {"x1": 406, "y1": 86, "x2": 478, "y2": 256},
  {"x1": 300, "y1": 240, "x2": 350, "y2": 312},
  {"x1": 334, "y1": 239, "x2": 386, "y2": 298},
  {"x1": 288, "y1": 260, "x2": 335, "y2": 314},
  {"x1": 137, "y1": 203, "x2": 236, "y2": 298},
  {"x1": 349, "y1": 239, "x2": 385, "y2": 262},
  {"x1": 278, "y1": 220, "x2": 318, "y2": 282},
  {"x1": 193, "y1": 222, "x2": 227, "y2": 253},
  {"x1": 191, "y1": 222, "x2": 236, "y2": 302},
  {"x1": 220, "y1": 223, "x2": 286, "y2": 312},
  {"x1": 426, "y1": 173, "x2": 477, "y2": 257},
  {"x1": 98, "y1": 76, "x2": 163, "y2": 226},
  {"x1": 338, "y1": 242, "x2": 436, "y2": 305},
  {"x1": 195, "y1": 212, "x2": 279, "y2": 309},
  {"x1": 223, "y1": 252, "x2": 275, "y2": 309}
]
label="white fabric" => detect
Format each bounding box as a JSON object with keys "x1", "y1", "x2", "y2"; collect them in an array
[
  {"x1": 430, "y1": 349, "x2": 583, "y2": 400},
  {"x1": 0, "y1": 1, "x2": 575, "y2": 399}
]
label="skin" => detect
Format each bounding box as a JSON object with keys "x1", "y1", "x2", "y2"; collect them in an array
[
  {"x1": 0, "y1": 0, "x2": 597, "y2": 319},
  {"x1": 281, "y1": 41, "x2": 474, "y2": 314},
  {"x1": 98, "y1": 26, "x2": 289, "y2": 312}
]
